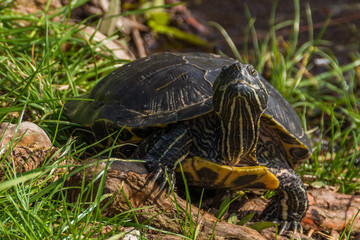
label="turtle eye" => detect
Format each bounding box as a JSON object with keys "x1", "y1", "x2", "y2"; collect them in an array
[
  {"x1": 219, "y1": 65, "x2": 229, "y2": 77},
  {"x1": 221, "y1": 65, "x2": 229, "y2": 72},
  {"x1": 247, "y1": 65, "x2": 256, "y2": 76}
]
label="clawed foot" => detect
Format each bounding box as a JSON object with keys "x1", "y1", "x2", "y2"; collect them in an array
[
  {"x1": 275, "y1": 220, "x2": 303, "y2": 235},
  {"x1": 260, "y1": 214, "x2": 304, "y2": 235},
  {"x1": 259, "y1": 186, "x2": 308, "y2": 235},
  {"x1": 146, "y1": 160, "x2": 176, "y2": 193}
]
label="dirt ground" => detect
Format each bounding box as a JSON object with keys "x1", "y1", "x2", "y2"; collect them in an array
[{"x1": 183, "y1": 0, "x2": 360, "y2": 65}]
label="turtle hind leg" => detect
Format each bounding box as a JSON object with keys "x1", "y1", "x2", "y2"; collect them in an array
[{"x1": 259, "y1": 166, "x2": 308, "y2": 233}]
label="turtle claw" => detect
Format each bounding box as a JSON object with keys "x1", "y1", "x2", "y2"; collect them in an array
[
  {"x1": 278, "y1": 222, "x2": 289, "y2": 235},
  {"x1": 293, "y1": 222, "x2": 298, "y2": 234},
  {"x1": 151, "y1": 167, "x2": 163, "y2": 183},
  {"x1": 298, "y1": 223, "x2": 303, "y2": 234},
  {"x1": 148, "y1": 164, "x2": 176, "y2": 193},
  {"x1": 158, "y1": 178, "x2": 175, "y2": 194},
  {"x1": 158, "y1": 180, "x2": 167, "y2": 193},
  {"x1": 276, "y1": 220, "x2": 303, "y2": 235},
  {"x1": 291, "y1": 221, "x2": 303, "y2": 234},
  {"x1": 261, "y1": 211, "x2": 303, "y2": 235}
]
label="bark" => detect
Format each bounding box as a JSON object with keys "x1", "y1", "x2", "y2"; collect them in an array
[
  {"x1": 235, "y1": 189, "x2": 360, "y2": 239},
  {"x1": 0, "y1": 147, "x2": 61, "y2": 180},
  {"x1": 66, "y1": 159, "x2": 266, "y2": 240},
  {"x1": 303, "y1": 188, "x2": 360, "y2": 231}
]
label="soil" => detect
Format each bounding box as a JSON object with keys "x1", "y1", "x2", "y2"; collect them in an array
[{"x1": 182, "y1": 0, "x2": 360, "y2": 65}]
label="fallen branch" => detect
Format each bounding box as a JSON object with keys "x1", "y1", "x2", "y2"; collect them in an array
[{"x1": 66, "y1": 159, "x2": 267, "y2": 240}]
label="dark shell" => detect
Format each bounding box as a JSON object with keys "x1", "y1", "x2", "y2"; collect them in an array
[
  {"x1": 262, "y1": 80, "x2": 311, "y2": 153},
  {"x1": 65, "y1": 52, "x2": 236, "y2": 127}
]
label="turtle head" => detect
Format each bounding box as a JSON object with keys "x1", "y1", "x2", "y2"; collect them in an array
[{"x1": 213, "y1": 63, "x2": 268, "y2": 165}]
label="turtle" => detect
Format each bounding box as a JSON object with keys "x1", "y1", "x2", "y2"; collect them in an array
[{"x1": 64, "y1": 52, "x2": 311, "y2": 232}]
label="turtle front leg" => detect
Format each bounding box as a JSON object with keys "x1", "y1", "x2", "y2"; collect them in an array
[
  {"x1": 256, "y1": 139, "x2": 308, "y2": 233},
  {"x1": 259, "y1": 166, "x2": 308, "y2": 233},
  {"x1": 137, "y1": 124, "x2": 193, "y2": 191}
]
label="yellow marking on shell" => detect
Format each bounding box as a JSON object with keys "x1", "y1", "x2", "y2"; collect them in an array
[
  {"x1": 112, "y1": 127, "x2": 144, "y2": 144},
  {"x1": 261, "y1": 114, "x2": 311, "y2": 166},
  {"x1": 156, "y1": 72, "x2": 187, "y2": 91},
  {"x1": 126, "y1": 128, "x2": 144, "y2": 143},
  {"x1": 203, "y1": 70, "x2": 215, "y2": 86},
  {"x1": 152, "y1": 123, "x2": 169, "y2": 128},
  {"x1": 177, "y1": 156, "x2": 279, "y2": 190}
]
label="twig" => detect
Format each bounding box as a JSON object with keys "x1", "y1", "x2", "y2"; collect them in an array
[{"x1": 131, "y1": 15, "x2": 147, "y2": 58}]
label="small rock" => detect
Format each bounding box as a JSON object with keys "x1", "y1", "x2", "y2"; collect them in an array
[
  {"x1": 0, "y1": 121, "x2": 60, "y2": 181},
  {"x1": 0, "y1": 121, "x2": 52, "y2": 152},
  {"x1": 123, "y1": 229, "x2": 140, "y2": 240}
]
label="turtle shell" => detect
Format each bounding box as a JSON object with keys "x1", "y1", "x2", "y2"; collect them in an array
[
  {"x1": 261, "y1": 80, "x2": 311, "y2": 167},
  {"x1": 65, "y1": 52, "x2": 311, "y2": 167},
  {"x1": 65, "y1": 52, "x2": 236, "y2": 128}
]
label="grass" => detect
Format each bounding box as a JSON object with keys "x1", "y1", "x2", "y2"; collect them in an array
[{"x1": 0, "y1": 0, "x2": 359, "y2": 239}]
